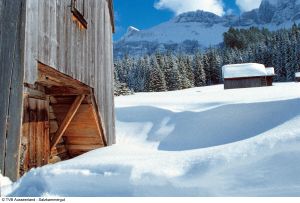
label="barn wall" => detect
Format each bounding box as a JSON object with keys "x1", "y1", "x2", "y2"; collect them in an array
[
  {"x1": 0, "y1": 0, "x2": 26, "y2": 181},
  {"x1": 23, "y1": 0, "x2": 115, "y2": 145},
  {"x1": 266, "y1": 76, "x2": 273, "y2": 86},
  {"x1": 224, "y1": 77, "x2": 266, "y2": 89}
]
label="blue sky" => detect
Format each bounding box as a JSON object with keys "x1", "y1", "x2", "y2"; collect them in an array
[{"x1": 113, "y1": 0, "x2": 263, "y2": 41}]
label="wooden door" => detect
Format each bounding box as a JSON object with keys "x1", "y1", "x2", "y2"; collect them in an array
[{"x1": 20, "y1": 97, "x2": 50, "y2": 176}]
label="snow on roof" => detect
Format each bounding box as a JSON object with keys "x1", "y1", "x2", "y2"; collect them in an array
[
  {"x1": 295, "y1": 72, "x2": 300, "y2": 78},
  {"x1": 266, "y1": 67, "x2": 275, "y2": 76},
  {"x1": 222, "y1": 63, "x2": 267, "y2": 79}
]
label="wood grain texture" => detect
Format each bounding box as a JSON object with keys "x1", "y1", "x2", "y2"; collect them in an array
[
  {"x1": 24, "y1": 0, "x2": 115, "y2": 145},
  {"x1": 50, "y1": 95, "x2": 85, "y2": 150},
  {"x1": 22, "y1": 97, "x2": 49, "y2": 172},
  {"x1": 51, "y1": 100, "x2": 105, "y2": 157},
  {"x1": 224, "y1": 77, "x2": 267, "y2": 89},
  {"x1": 0, "y1": 0, "x2": 26, "y2": 181}
]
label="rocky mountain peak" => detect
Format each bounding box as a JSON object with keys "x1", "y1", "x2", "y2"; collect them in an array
[
  {"x1": 122, "y1": 26, "x2": 140, "y2": 39},
  {"x1": 174, "y1": 10, "x2": 224, "y2": 25}
]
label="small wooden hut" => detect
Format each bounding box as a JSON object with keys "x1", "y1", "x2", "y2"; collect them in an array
[
  {"x1": 0, "y1": 0, "x2": 115, "y2": 181},
  {"x1": 295, "y1": 72, "x2": 300, "y2": 82},
  {"x1": 222, "y1": 63, "x2": 268, "y2": 89}
]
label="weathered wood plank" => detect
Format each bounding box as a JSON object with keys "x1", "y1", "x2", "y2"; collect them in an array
[
  {"x1": 50, "y1": 95, "x2": 85, "y2": 150},
  {"x1": 50, "y1": 120, "x2": 59, "y2": 134},
  {"x1": 24, "y1": 0, "x2": 39, "y2": 84},
  {"x1": 20, "y1": 96, "x2": 29, "y2": 177},
  {"x1": 38, "y1": 62, "x2": 91, "y2": 92},
  {"x1": 45, "y1": 86, "x2": 91, "y2": 96},
  {"x1": 104, "y1": 0, "x2": 116, "y2": 145},
  {"x1": 44, "y1": 98, "x2": 50, "y2": 165},
  {"x1": 24, "y1": 98, "x2": 49, "y2": 169},
  {"x1": 0, "y1": 0, "x2": 10, "y2": 175},
  {"x1": 36, "y1": 101, "x2": 42, "y2": 167},
  {"x1": 0, "y1": 0, "x2": 26, "y2": 181},
  {"x1": 23, "y1": 87, "x2": 46, "y2": 100},
  {"x1": 90, "y1": 93, "x2": 107, "y2": 146},
  {"x1": 28, "y1": 98, "x2": 37, "y2": 168}
]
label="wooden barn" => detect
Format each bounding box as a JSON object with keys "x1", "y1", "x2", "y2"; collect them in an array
[
  {"x1": 296, "y1": 72, "x2": 300, "y2": 82},
  {"x1": 0, "y1": 0, "x2": 115, "y2": 181},
  {"x1": 222, "y1": 63, "x2": 269, "y2": 89}
]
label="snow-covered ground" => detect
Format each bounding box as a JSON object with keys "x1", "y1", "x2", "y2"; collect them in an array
[{"x1": 1, "y1": 83, "x2": 300, "y2": 197}]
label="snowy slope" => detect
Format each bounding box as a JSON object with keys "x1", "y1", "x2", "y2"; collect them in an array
[
  {"x1": 2, "y1": 83, "x2": 300, "y2": 196},
  {"x1": 114, "y1": 0, "x2": 300, "y2": 58}
]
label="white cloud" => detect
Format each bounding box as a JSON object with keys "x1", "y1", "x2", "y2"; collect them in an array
[
  {"x1": 235, "y1": 0, "x2": 262, "y2": 11},
  {"x1": 154, "y1": 0, "x2": 225, "y2": 16}
]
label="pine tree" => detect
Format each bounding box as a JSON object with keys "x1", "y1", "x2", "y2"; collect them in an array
[
  {"x1": 120, "y1": 54, "x2": 133, "y2": 84},
  {"x1": 184, "y1": 55, "x2": 195, "y2": 87},
  {"x1": 148, "y1": 56, "x2": 167, "y2": 92},
  {"x1": 209, "y1": 49, "x2": 222, "y2": 84},
  {"x1": 114, "y1": 69, "x2": 132, "y2": 96},
  {"x1": 128, "y1": 56, "x2": 150, "y2": 92},
  {"x1": 178, "y1": 54, "x2": 192, "y2": 89},
  {"x1": 193, "y1": 53, "x2": 206, "y2": 87},
  {"x1": 203, "y1": 51, "x2": 211, "y2": 85},
  {"x1": 168, "y1": 66, "x2": 181, "y2": 91},
  {"x1": 164, "y1": 53, "x2": 181, "y2": 91}
]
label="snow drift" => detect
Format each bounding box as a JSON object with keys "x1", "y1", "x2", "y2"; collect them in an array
[
  {"x1": 222, "y1": 63, "x2": 267, "y2": 79},
  {"x1": 1, "y1": 83, "x2": 300, "y2": 197}
]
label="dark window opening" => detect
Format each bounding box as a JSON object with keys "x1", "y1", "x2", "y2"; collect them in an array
[{"x1": 71, "y1": 0, "x2": 88, "y2": 29}]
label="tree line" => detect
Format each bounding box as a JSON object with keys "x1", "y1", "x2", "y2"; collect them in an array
[{"x1": 114, "y1": 24, "x2": 300, "y2": 95}]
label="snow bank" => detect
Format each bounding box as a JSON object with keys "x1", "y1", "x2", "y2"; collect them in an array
[
  {"x1": 0, "y1": 173, "x2": 12, "y2": 196},
  {"x1": 2, "y1": 83, "x2": 300, "y2": 197},
  {"x1": 222, "y1": 63, "x2": 267, "y2": 79}
]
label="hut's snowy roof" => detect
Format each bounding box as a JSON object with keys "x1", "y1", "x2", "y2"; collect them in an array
[
  {"x1": 222, "y1": 63, "x2": 267, "y2": 79},
  {"x1": 266, "y1": 67, "x2": 275, "y2": 76},
  {"x1": 296, "y1": 72, "x2": 300, "y2": 78}
]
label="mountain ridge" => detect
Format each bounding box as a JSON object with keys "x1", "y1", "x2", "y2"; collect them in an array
[{"x1": 114, "y1": 0, "x2": 300, "y2": 58}]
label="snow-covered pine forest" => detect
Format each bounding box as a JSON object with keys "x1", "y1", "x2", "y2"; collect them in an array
[{"x1": 114, "y1": 24, "x2": 300, "y2": 94}]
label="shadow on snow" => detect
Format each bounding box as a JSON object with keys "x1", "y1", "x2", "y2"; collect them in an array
[{"x1": 116, "y1": 98, "x2": 300, "y2": 151}]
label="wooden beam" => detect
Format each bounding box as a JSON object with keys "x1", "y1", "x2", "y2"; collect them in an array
[
  {"x1": 23, "y1": 87, "x2": 46, "y2": 100},
  {"x1": 37, "y1": 62, "x2": 90, "y2": 92},
  {"x1": 107, "y1": 0, "x2": 115, "y2": 33},
  {"x1": 45, "y1": 86, "x2": 91, "y2": 96},
  {"x1": 90, "y1": 93, "x2": 107, "y2": 146},
  {"x1": 71, "y1": 8, "x2": 88, "y2": 29},
  {"x1": 50, "y1": 95, "x2": 85, "y2": 150}
]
